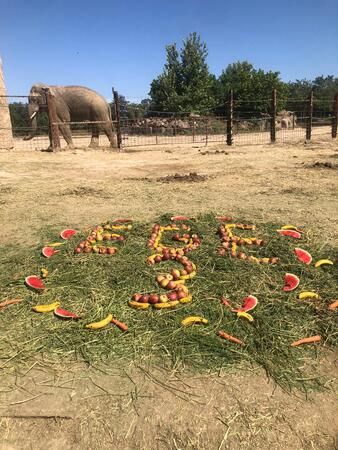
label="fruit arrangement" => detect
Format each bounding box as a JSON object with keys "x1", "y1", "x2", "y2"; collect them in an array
[
  {"x1": 74, "y1": 221, "x2": 132, "y2": 255},
  {"x1": 217, "y1": 222, "x2": 279, "y2": 264},
  {"x1": 130, "y1": 220, "x2": 201, "y2": 309}
]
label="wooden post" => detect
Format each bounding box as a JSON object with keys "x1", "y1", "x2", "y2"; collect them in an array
[
  {"x1": 270, "y1": 89, "x2": 276, "y2": 143},
  {"x1": 306, "y1": 90, "x2": 313, "y2": 141},
  {"x1": 44, "y1": 88, "x2": 60, "y2": 150},
  {"x1": 332, "y1": 93, "x2": 338, "y2": 139},
  {"x1": 112, "y1": 88, "x2": 122, "y2": 150},
  {"x1": 226, "y1": 90, "x2": 233, "y2": 146},
  {"x1": 205, "y1": 118, "x2": 208, "y2": 146},
  {"x1": 192, "y1": 120, "x2": 195, "y2": 143}
]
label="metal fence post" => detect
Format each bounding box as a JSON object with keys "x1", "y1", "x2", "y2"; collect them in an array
[
  {"x1": 226, "y1": 90, "x2": 233, "y2": 146},
  {"x1": 112, "y1": 88, "x2": 122, "y2": 150},
  {"x1": 44, "y1": 88, "x2": 60, "y2": 150},
  {"x1": 270, "y1": 89, "x2": 276, "y2": 143},
  {"x1": 332, "y1": 93, "x2": 338, "y2": 139},
  {"x1": 306, "y1": 90, "x2": 313, "y2": 141}
]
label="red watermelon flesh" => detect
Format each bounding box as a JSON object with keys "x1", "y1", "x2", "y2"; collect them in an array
[
  {"x1": 294, "y1": 248, "x2": 312, "y2": 265},
  {"x1": 277, "y1": 230, "x2": 301, "y2": 239},
  {"x1": 54, "y1": 307, "x2": 80, "y2": 319},
  {"x1": 42, "y1": 246, "x2": 60, "y2": 258},
  {"x1": 60, "y1": 229, "x2": 77, "y2": 240},
  {"x1": 25, "y1": 275, "x2": 45, "y2": 290},
  {"x1": 283, "y1": 273, "x2": 300, "y2": 291},
  {"x1": 232, "y1": 295, "x2": 258, "y2": 312}
]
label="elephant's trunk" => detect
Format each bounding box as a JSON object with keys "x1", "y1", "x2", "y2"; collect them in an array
[{"x1": 24, "y1": 104, "x2": 39, "y2": 140}]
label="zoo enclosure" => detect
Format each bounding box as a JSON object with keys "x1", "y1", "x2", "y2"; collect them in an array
[{"x1": 1, "y1": 89, "x2": 337, "y2": 151}]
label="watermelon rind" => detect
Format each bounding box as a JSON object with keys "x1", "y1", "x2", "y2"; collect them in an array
[
  {"x1": 232, "y1": 295, "x2": 258, "y2": 312},
  {"x1": 277, "y1": 230, "x2": 301, "y2": 239},
  {"x1": 283, "y1": 273, "x2": 300, "y2": 292},
  {"x1": 294, "y1": 248, "x2": 312, "y2": 265},
  {"x1": 60, "y1": 229, "x2": 77, "y2": 240},
  {"x1": 42, "y1": 246, "x2": 59, "y2": 258},
  {"x1": 25, "y1": 275, "x2": 45, "y2": 290},
  {"x1": 54, "y1": 306, "x2": 80, "y2": 319}
]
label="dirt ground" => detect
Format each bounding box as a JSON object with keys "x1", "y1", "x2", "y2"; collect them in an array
[{"x1": 0, "y1": 137, "x2": 337, "y2": 449}]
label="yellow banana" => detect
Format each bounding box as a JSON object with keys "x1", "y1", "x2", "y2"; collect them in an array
[
  {"x1": 175, "y1": 279, "x2": 186, "y2": 285},
  {"x1": 237, "y1": 311, "x2": 254, "y2": 322},
  {"x1": 128, "y1": 301, "x2": 150, "y2": 310},
  {"x1": 180, "y1": 271, "x2": 196, "y2": 280},
  {"x1": 154, "y1": 301, "x2": 179, "y2": 309},
  {"x1": 85, "y1": 314, "x2": 113, "y2": 329},
  {"x1": 181, "y1": 316, "x2": 208, "y2": 326},
  {"x1": 179, "y1": 295, "x2": 192, "y2": 304},
  {"x1": 298, "y1": 291, "x2": 320, "y2": 300},
  {"x1": 40, "y1": 268, "x2": 49, "y2": 279},
  {"x1": 314, "y1": 259, "x2": 333, "y2": 268},
  {"x1": 32, "y1": 301, "x2": 60, "y2": 313},
  {"x1": 47, "y1": 242, "x2": 65, "y2": 247},
  {"x1": 281, "y1": 224, "x2": 300, "y2": 231}
]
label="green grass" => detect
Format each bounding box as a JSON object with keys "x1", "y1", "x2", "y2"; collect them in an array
[{"x1": 0, "y1": 214, "x2": 337, "y2": 391}]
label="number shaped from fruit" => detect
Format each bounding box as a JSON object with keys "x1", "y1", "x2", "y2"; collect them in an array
[
  {"x1": 130, "y1": 220, "x2": 201, "y2": 309},
  {"x1": 216, "y1": 221, "x2": 279, "y2": 264},
  {"x1": 74, "y1": 220, "x2": 132, "y2": 255}
]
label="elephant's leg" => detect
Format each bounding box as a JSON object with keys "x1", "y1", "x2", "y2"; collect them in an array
[
  {"x1": 102, "y1": 123, "x2": 118, "y2": 149},
  {"x1": 89, "y1": 125, "x2": 99, "y2": 148},
  {"x1": 58, "y1": 124, "x2": 74, "y2": 149}
]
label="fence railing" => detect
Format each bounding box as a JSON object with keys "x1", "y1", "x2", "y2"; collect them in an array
[{"x1": 0, "y1": 90, "x2": 337, "y2": 151}]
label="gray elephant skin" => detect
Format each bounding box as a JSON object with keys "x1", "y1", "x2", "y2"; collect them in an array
[{"x1": 24, "y1": 84, "x2": 117, "y2": 149}]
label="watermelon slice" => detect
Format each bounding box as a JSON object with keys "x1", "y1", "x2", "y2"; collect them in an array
[
  {"x1": 54, "y1": 307, "x2": 80, "y2": 319},
  {"x1": 283, "y1": 273, "x2": 300, "y2": 292},
  {"x1": 41, "y1": 246, "x2": 60, "y2": 258},
  {"x1": 60, "y1": 229, "x2": 77, "y2": 240},
  {"x1": 25, "y1": 275, "x2": 45, "y2": 291},
  {"x1": 232, "y1": 295, "x2": 258, "y2": 312},
  {"x1": 277, "y1": 230, "x2": 301, "y2": 239},
  {"x1": 294, "y1": 248, "x2": 312, "y2": 265},
  {"x1": 171, "y1": 216, "x2": 190, "y2": 221}
]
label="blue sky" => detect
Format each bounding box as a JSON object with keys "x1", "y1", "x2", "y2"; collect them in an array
[{"x1": 1, "y1": 0, "x2": 337, "y2": 101}]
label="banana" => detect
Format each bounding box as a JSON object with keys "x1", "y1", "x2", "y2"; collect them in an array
[
  {"x1": 237, "y1": 311, "x2": 254, "y2": 322},
  {"x1": 40, "y1": 268, "x2": 49, "y2": 279},
  {"x1": 175, "y1": 279, "x2": 186, "y2": 285},
  {"x1": 32, "y1": 301, "x2": 60, "y2": 313},
  {"x1": 180, "y1": 271, "x2": 196, "y2": 281},
  {"x1": 47, "y1": 242, "x2": 65, "y2": 247},
  {"x1": 85, "y1": 314, "x2": 113, "y2": 329},
  {"x1": 179, "y1": 295, "x2": 192, "y2": 304},
  {"x1": 281, "y1": 224, "x2": 301, "y2": 231},
  {"x1": 128, "y1": 301, "x2": 150, "y2": 310},
  {"x1": 181, "y1": 316, "x2": 208, "y2": 326},
  {"x1": 314, "y1": 259, "x2": 333, "y2": 268},
  {"x1": 154, "y1": 301, "x2": 179, "y2": 309},
  {"x1": 298, "y1": 291, "x2": 320, "y2": 300}
]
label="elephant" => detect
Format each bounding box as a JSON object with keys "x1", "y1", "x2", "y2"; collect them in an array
[{"x1": 24, "y1": 84, "x2": 117, "y2": 149}]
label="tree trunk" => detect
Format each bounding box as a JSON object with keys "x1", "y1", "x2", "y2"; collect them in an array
[{"x1": 0, "y1": 57, "x2": 14, "y2": 150}]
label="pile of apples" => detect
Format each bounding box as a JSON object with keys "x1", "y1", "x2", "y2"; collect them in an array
[
  {"x1": 74, "y1": 223, "x2": 132, "y2": 255},
  {"x1": 131, "y1": 223, "x2": 201, "y2": 307},
  {"x1": 217, "y1": 223, "x2": 279, "y2": 264}
]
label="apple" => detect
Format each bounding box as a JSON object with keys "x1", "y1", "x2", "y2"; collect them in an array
[
  {"x1": 167, "y1": 281, "x2": 176, "y2": 290},
  {"x1": 149, "y1": 294, "x2": 160, "y2": 304},
  {"x1": 176, "y1": 290, "x2": 186, "y2": 299},
  {"x1": 132, "y1": 293, "x2": 142, "y2": 302},
  {"x1": 156, "y1": 274, "x2": 165, "y2": 283},
  {"x1": 171, "y1": 269, "x2": 180, "y2": 280},
  {"x1": 160, "y1": 279, "x2": 169, "y2": 288},
  {"x1": 159, "y1": 294, "x2": 169, "y2": 303},
  {"x1": 140, "y1": 294, "x2": 150, "y2": 303},
  {"x1": 107, "y1": 247, "x2": 116, "y2": 255},
  {"x1": 168, "y1": 291, "x2": 178, "y2": 301},
  {"x1": 166, "y1": 274, "x2": 173, "y2": 281},
  {"x1": 154, "y1": 255, "x2": 162, "y2": 263},
  {"x1": 74, "y1": 247, "x2": 82, "y2": 254}
]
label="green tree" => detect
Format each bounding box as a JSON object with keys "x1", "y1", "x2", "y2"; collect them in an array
[
  {"x1": 216, "y1": 61, "x2": 288, "y2": 116},
  {"x1": 149, "y1": 33, "x2": 216, "y2": 113}
]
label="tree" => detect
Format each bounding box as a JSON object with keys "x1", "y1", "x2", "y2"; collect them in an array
[
  {"x1": 149, "y1": 33, "x2": 216, "y2": 113},
  {"x1": 215, "y1": 61, "x2": 288, "y2": 116}
]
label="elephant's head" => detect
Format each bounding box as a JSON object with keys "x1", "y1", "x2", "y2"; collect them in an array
[{"x1": 24, "y1": 84, "x2": 49, "y2": 140}]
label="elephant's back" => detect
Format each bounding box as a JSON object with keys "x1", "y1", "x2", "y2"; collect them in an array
[{"x1": 55, "y1": 86, "x2": 110, "y2": 121}]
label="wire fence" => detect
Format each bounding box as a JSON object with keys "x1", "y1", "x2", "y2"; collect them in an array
[{"x1": 0, "y1": 92, "x2": 337, "y2": 151}]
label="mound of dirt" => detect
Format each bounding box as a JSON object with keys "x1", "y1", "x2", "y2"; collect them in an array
[
  {"x1": 305, "y1": 161, "x2": 336, "y2": 169},
  {"x1": 156, "y1": 172, "x2": 208, "y2": 183},
  {"x1": 60, "y1": 186, "x2": 106, "y2": 197}
]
